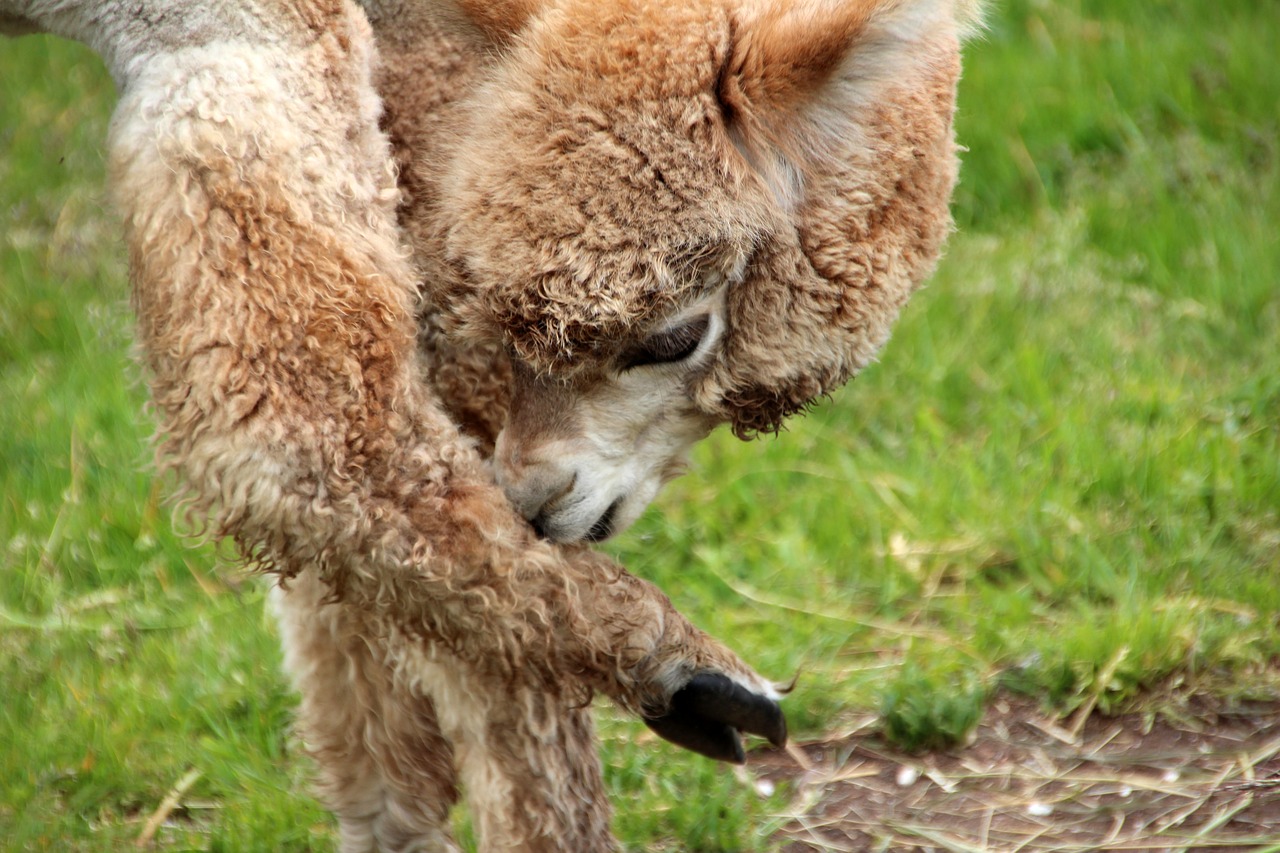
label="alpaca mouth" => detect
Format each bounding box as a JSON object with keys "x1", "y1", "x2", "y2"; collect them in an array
[
  {"x1": 528, "y1": 496, "x2": 623, "y2": 544},
  {"x1": 584, "y1": 498, "x2": 623, "y2": 543}
]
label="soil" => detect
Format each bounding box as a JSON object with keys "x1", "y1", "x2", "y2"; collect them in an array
[{"x1": 749, "y1": 697, "x2": 1280, "y2": 852}]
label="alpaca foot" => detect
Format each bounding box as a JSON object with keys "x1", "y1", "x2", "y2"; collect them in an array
[{"x1": 643, "y1": 672, "x2": 787, "y2": 763}]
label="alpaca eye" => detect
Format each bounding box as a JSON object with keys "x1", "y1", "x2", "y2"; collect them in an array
[{"x1": 620, "y1": 314, "x2": 711, "y2": 371}]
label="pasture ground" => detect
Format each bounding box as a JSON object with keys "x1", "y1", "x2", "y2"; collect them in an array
[
  {"x1": 2, "y1": 0, "x2": 1278, "y2": 849},
  {"x1": 758, "y1": 697, "x2": 1280, "y2": 851}
]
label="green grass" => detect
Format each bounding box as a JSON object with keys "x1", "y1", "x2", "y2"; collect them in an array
[{"x1": 2, "y1": 0, "x2": 1278, "y2": 848}]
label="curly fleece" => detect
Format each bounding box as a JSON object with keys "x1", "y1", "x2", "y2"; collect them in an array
[
  {"x1": 3, "y1": 0, "x2": 785, "y2": 848},
  {"x1": 389, "y1": 0, "x2": 974, "y2": 438}
]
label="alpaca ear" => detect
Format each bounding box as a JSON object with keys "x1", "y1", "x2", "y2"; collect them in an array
[
  {"x1": 719, "y1": 0, "x2": 980, "y2": 201},
  {"x1": 420, "y1": 0, "x2": 542, "y2": 48}
]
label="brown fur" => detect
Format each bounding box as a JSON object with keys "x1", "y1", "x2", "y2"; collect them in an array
[
  {"x1": 721, "y1": 1, "x2": 879, "y2": 121},
  {"x1": 391, "y1": 0, "x2": 977, "y2": 439},
  {"x1": 340, "y1": 0, "x2": 976, "y2": 841},
  {"x1": 363, "y1": 0, "x2": 978, "y2": 843},
  {"x1": 360, "y1": 0, "x2": 975, "y2": 550},
  {"x1": 5, "y1": 0, "x2": 980, "y2": 846},
  {"x1": 3, "y1": 0, "x2": 787, "y2": 849}
]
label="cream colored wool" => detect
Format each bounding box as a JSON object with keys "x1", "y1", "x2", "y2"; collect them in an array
[
  {"x1": 378, "y1": 0, "x2": 978, "y2": 439},
  {"x1": 1, "y1": 0, "x2": 787, "y2": 849},
  {"x1": 368, "y1": 0, "x2": 978, "y2": 547},
  {"x1": 2, "y1": 0, "x2": 976, "y2": 848}
]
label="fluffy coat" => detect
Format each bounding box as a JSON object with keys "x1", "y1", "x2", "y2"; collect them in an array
[
  {"x1": 1, "y1": 0, "x2": 786, "y2": 849},
  {"x1": 380, "y1": 0, "x2": 976, "y2": 439},
  {"x1": 361, "y1": 0, "x2": 977, "y2": 552},
  {"x1": 326, "y1": 0, "x2": 977, "y2": 845},
  {"x1": 2, "y1": 0, "x2": 977, "y2": 847}
]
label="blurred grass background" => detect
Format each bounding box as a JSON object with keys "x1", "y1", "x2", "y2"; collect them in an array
[{"x1": 2, "y1": 0, "x2": 1278, "y2": 849}]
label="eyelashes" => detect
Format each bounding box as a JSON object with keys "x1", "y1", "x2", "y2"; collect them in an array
[{"x1": 619, "y1": 314, "x2": 712, "y2": 371}]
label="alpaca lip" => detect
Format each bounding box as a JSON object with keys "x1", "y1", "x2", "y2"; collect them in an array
[
  {"x1": 584, "y1": 498, "x2": 623, "y2": 543},
  {"x1": 528, "y1": 495, "x2": 620, "y2": 543}
]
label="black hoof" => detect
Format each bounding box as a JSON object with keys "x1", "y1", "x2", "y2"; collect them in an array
[{"x1": 643, "y1": 673, "x2": 788, "y2": 764}]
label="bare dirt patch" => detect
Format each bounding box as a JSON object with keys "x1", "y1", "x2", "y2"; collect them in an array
[{"x1": 750, "y1": 698, "x2": 1280, "y2": 852}]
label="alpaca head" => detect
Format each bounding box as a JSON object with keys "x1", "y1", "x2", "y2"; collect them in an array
[{"x1": 424, "y1": 0, "x2": 980, "y2": 542}]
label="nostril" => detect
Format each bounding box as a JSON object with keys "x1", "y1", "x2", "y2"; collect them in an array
[
  {"x1": 525, "y1": 473, "x2": 577, "y2": 526},
  {"x1": 549, "y1": 473, "x2": 577, "y2": 506},
  {"x1": 503, "y1": 467, "x2": 577, "y2": 530}
]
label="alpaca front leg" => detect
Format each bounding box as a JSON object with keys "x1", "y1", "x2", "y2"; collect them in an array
[
  {"x1": 465, "y1": 701, "x2": 614, "y2": 845},
  {"x1": 470, "y1": 700, "x2": 613, "y2": 853},
  {"x1": 273, "y1": 570, "x2": 462, "y2": 853},
  {"x1": 414, "y1": 657, "x2": 615, "y2": 852}
]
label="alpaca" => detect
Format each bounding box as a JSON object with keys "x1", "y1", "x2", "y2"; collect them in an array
[
  {"x1": 287, "y1": 3, "x2": 978, "y2": 849},
  {"x1": 370, "y1": 0, "x2": 980, "y2": 543},
  {"x1": 0, "y1": 1, "x2": 788, "y2": 850}
]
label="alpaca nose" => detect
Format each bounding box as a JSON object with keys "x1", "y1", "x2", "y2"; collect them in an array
[
  {"x1": 520, "y1": 472, "x2": 576, "y2": 526},
  {"x1": 494, "y1": 430, "x2": 578, "y2": 524},
  {"x1": 499, "y1": 465, "x2": 578, "y2": 528}
]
